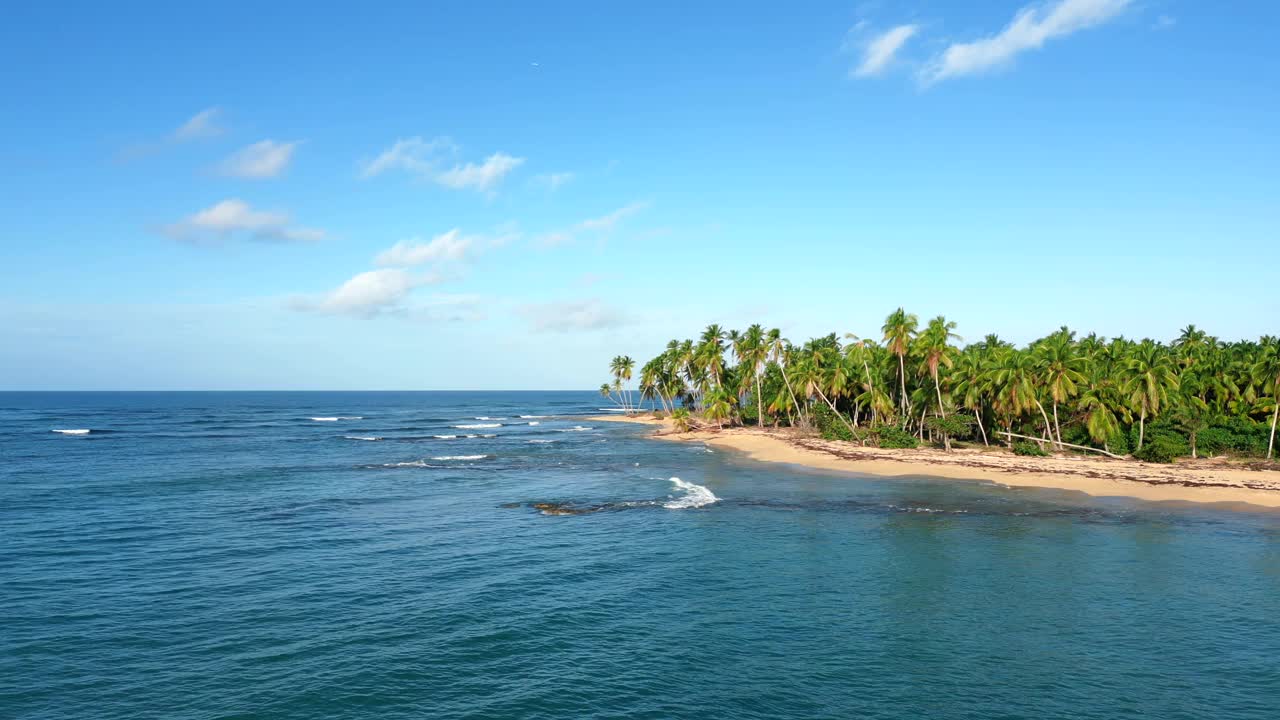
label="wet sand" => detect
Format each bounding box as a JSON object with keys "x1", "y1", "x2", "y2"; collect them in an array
[{"x1": 589, "y1": 415, "x2": 1280, "y2": 510}]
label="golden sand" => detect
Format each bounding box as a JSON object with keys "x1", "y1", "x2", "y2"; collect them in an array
[{"x1": 588, "y1": 415, "x2": 1280, "y2": 510}]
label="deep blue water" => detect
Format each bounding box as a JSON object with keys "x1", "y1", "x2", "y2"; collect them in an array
[{"x1": 3, "y1": 391, "x2": 1279, "y2": 719}]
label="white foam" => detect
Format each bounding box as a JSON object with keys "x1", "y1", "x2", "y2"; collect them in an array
[
  {"x1": 664, "y1": 477, "x2": 718, "y2": 509},
  {"x1": 527, "y1": 439, "x2": 556, "y2": 444},
  {"x1": 455, "y1": 423, "x2": 501, "y2": 429},
  {"x1": 519, "y1": 415, "x2": 547, "y2": 418},
  {"x1": 474, "y1": 416, "x2": 507, "y2": 420},
  {"x1": 597, "y1": 408, "x2": 627, "y2": 412},
  {"x1": 433, "y1": 434, "x2": 458, "y2": 439},
  {"x1": 382, "y1": 460, "x2": 433, "y2": 468},
  {"x1": 527, "y1": 421, "x2": 540, "y2": 426},
  {"x1": 52, "y1": 429, "x2": 90, "y2": 435},
  {"x1": 431, "y1": 454, "x2": 490, "y2": 461},
  {"x1": 344, "y1": 435, "x2": 382, "y2": 441},
  {"x1": 311, "y1": 416, "x2": 362, "y2": 422},
  {"x1": 556, "y1": 425, "x2": 593, "y2": 432}
]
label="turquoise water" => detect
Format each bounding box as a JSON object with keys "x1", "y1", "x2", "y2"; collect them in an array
[{"x1": 3, "y1": 392, "x2": 1279, "y2": 719}]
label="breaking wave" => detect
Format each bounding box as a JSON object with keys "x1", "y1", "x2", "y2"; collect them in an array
[
  {"x1": 455, "y1": 423, "x2": 501, "y2": 429},
  {"x1": 344, "y1": 435, "x2": 382, "y2": 442},
  {"x1": 664, "y1": 477, "x2": 718, "y2": 509},
  {"x1": 311, "y1": 416, "x2": 363, "y2": 422},
  {"x1": 51, "y1": 429, "x2": 91, "y2": 435},
  {"x1": 431, "y1": 454, "x2": 491, "y2": 461}
]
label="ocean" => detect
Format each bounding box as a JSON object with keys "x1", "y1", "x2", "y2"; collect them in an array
[{"x1": 3, "y1": 391, "x2": 1279, "y2": 719}]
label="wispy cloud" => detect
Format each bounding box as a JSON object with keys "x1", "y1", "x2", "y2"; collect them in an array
[
  {"x1": 374, "y1": 226, "x2": 521, "y2": 267},
  {"x1": 534, "y1": 202, "x2": 649, "y2": 248},
  {"x1": 375, "y1": 229, "x2": 475, "y2": 267},
  {"x1": 532, "y1": 172, "x2": 575, "y2": 191},
  {"x1": 360, "y1": 136, "x2": 525, "y2": 193},
  {"x1": 853, "y1": 24, "x2": 919, "y2": 77},
  {"x1": 219, "y1": 140, "x2": 299, "y2": 179},
  {"x1": 921, "y1": 0, "x2": 1132, "y2": 85},
  {"x1": 162, "y1": 199, "x2": 324, "y2": 243},
  {"x1": 435, "y1": 153, "x2": 525, "y2": 192},
  {"x1": 173, "y1": 108, "x2": 224, "y2": 142},
  {"x1": 518, "y1": 298, "x2": 629, "y2": 332},
  {"x1": 290, "y1": 269, "x2": 435, "y2": 317}
]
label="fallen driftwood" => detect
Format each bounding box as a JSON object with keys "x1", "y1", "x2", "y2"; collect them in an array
[{"x1": 994, "y1": 431, "x2": 1126, "y2": 459}]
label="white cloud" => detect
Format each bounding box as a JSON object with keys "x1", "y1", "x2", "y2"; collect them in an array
[
  {"x1": 533, "y1": 202, "x2": 649, "y2": 248},
  {"x1": 853, "y1": 24, "x2": 919, "y2": 77},
  {"x1": 519, "y1": 298, "x2": 629, "y2": 332},
  {"x1": 163, "y1": 199, "x2": 324, "y2": 243},
  {"x1": 219, "y1": 140, "x2": 299, "y2": 179},
  {"x1": 291, "y1": 271, "x2": 488, "y2": 320},
  {"x1": 921, "y1": 0, "x2": 1132, "y2": 85},
  {"x1": 173, "y1": 108, "x2": 224, "y2": 141},
  {"x1": 533, "y1": 172, "x2": 575, "y2": 190},
  {"x1": 435, "y1": 152, "x2": 525, "y2": 192},
  {"x1": 360, "y1": 136, "x2": 456, "y2": 178},
  {"x1": 360, "y1": 137, "x2": 524, "y2": 193},
  {"x1": 294, "y1": 269, "x2": 430, "y2": 316},
  {"x1": 375, "y1": 229, "x2": 474, "y2": 267},
  {"x1": 578, "y1": 202, "x2": 648, "y2": 231}
]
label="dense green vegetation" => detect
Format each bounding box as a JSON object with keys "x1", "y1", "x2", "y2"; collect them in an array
[{"x1": 603, "y1": 311, "x2": 1280, "y2": 463}]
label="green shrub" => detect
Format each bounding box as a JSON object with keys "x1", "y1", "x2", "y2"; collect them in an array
[
  {"x1": 1012, "y1": 441, "x2": 1049, "y2": 457},
  {"x1": 876, "y1": 426, "x2": 919, "y2": 449},
  {"x1": 1135, "y1": 436, "x2": 1181, "y2": 463},
  {"x1": 812, "y1": 404, "x2": 860, "y2": 441},
  {"x1": 651, "y1": 411, "x2": 666, "y2": 420}
]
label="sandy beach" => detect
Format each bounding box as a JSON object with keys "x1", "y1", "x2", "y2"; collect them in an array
[{"x1": 589, "y1": 414, "x2": 1280, "y2": 510}]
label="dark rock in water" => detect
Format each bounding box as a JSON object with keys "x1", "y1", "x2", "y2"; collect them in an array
[
  {"x1": 530, "y1": 501, "x2": 604, "y2": 516},
  {"x1": 498, "y1": 502, "x2": 521, "y2": 508}
]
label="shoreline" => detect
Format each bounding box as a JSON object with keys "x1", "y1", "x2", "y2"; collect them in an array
[{"x1": 588, "y1": 415, "x2": 1280, "y2": 510}]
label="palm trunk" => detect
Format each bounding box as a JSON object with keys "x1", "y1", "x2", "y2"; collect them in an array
[
  {"x1": 933, "y1": 371, "x2": 946, "y2": 419},
  {"x1": 755, "y1": 369, "x2": 764, "y2": 428},
  {"x1": 1052, "y1": 402, "x2": 1062, "y2": 450},
  {"x1": 898, "y1": 353, "x2": 908, "y2": 426},
  {"x1": 1138, "y1": 408, "x2": 1146, "y2": 451},
  {"x1": 780, "y1": 364, "x2": 805, "y2": 427},
  {"x1": 862, "y1": 359, "x2": 877, "y2": 426},
  {"x1": 974, "y1": 409, "x2": 989, "y2": 446},
  {"x1": 817, "y1": 388, "x2": 857, "y2": 438},
  {"x1": 1035, "y1": 400, "x2": 1054, "y2": 449},
  {"x1": 1268, "y1": 401, "x2": 1278, "y2": 460}
]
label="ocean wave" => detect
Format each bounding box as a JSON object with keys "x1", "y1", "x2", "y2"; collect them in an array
[
  {"x1": 527, "y1": 421, "x2": 540, "y2": 426},
  {"x1": 597, "y1": 408, "x2": 627, "y2": 412},
  {"x1": 556, "y1": 426, "x2": 594, "y2": 432},
  {"x1": 431, "y1": 454, "x2": 491, "y2": 461},
  {"x1": 51, "y1": 428, "x2": 91, "y2": 435},
  {"x1": 527, "y1": 439, "x2": 556, "y2": 444},
  {"x1": 377, "y1": 460, "x2": 436, "y2": 468},
  {"x1": 344, "y1": 436, "x2": 382, "y2": 442},
  {"x1": 519, "y1": 415, "x2": 547, "y2": 419},
  {"x1": 664, "y1": 477, "x2": 718, "y2": 509},
  {"x1": 311, "y1": 416, "x2": 363, "y2": 422},
  {"x1": 455, "y1": 423, "x2": 501, "y2": 429},
  {"x1": 474, "y1": 416, "x2": 507, "y2": 421}
]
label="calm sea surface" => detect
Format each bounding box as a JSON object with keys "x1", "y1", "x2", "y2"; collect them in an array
[{"x1": 3, "y1": 391, "x2": 1279, "y2": 719}]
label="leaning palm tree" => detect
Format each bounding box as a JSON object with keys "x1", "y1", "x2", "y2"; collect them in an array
[
  {"x1": 881, "y1": 308, "x2": 918, "y2": 426},
  {"x1": 768, "y1": 329, "x2": 805, "y2": 427},
  {"x1": 918, "y1": 316, "x2": 960, "y2": 420},
  {"x1": 1252, "y1": 343, "x2": 1280, "y2": 459},
  {"x1": 1123, "y1": 341, "x2": 1179, "y2": 451},
  {"x1": 1035, "y1": 333, "x2": 1086, "y2": 449}
]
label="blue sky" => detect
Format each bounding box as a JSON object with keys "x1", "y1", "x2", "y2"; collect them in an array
[{"x1": 2, "y1": 0, "x2": 1276, "y2": 390}]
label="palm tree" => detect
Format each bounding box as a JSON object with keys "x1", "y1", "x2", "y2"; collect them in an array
[
  {"x1": 918, "y1": 316, "x2": 960, "y2": 420},
  {"x1": 882, "y1": 308, "x2": 918, "y2": 426},
  {"x1": 733, "y1": 324, "x2": 769, "y2": 427},
  {"x1": 768, "y1": 329, "x2": 805, "y2": 427},
  {"x1": 1035, "y1": 332, "x2": 1086, "y2": 449},
  {"x1": 1123, "y1": 341, "x2": 1180, "y2": 451},
  {"x1": 952, "y1": 349, "x2": 990, "y2": 445},
  {"x1": 1252, "y1": 343, "x2": 1280, "y2": 459},
  {"x1": 703, "y1": 386, "x2": 734, "y2": 429}
]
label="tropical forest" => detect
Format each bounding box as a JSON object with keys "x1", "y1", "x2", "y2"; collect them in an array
[{"x1": 603, "y1": 310, "x2": 1280, "y2": 464}]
